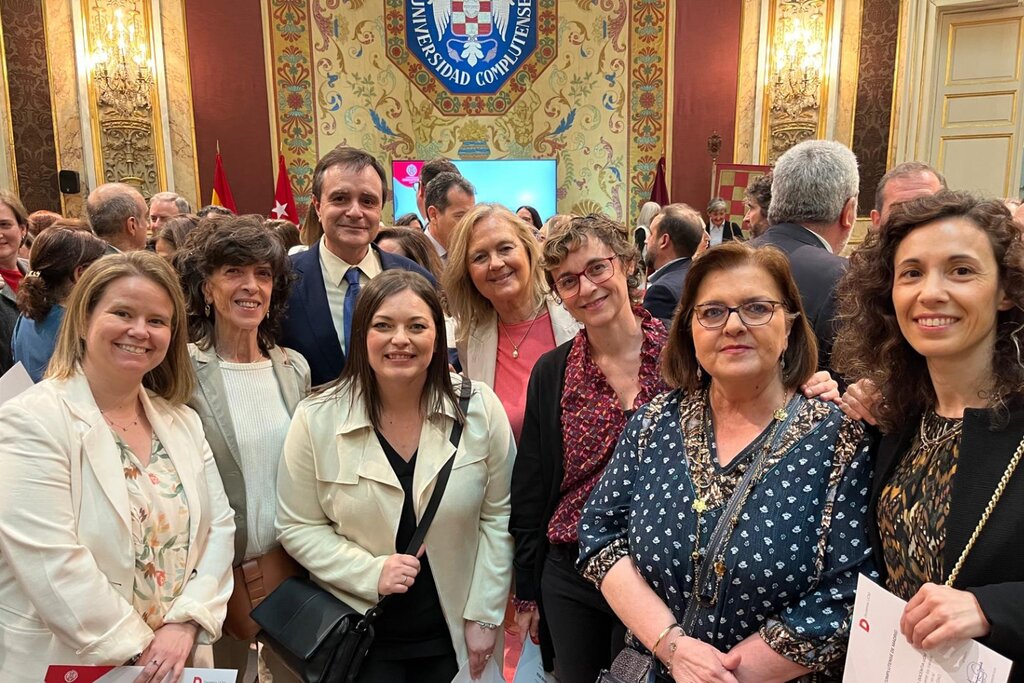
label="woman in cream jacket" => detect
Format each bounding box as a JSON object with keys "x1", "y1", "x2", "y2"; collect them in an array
[
  {"x1": 0, "y1": 252, "x2": 234, "y2": 683},
  {"x1": 277, "y1": 270, "x2": 514, "y2": 683},
  {"x1": 443, "y1": 203, "x2": 579, "y2": 443}
]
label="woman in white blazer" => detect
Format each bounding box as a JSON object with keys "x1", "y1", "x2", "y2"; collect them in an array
[
  {"x1": 0, "y1": 252, "x2": 234, "y2": 683},
  {"x1": 277, "y1": 270, "x2": 515, "y2": 683},
  {"x1": 443, "y1": 203, "x2": 580, "y2": 443}
]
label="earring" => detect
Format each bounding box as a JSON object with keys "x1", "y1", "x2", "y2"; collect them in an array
[
  {"x1": 780, "y1": 354, "x2": 786, "y2": 370},
  {"x1": 697, "y1": 365, "x2": 703, "y2": 381},
  {"x1": 204, "y1": 303, "x2": 211, "y2": 317}
]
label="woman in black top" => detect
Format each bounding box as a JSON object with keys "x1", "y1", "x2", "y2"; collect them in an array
[
  {"x1": 835, "y1": 190, "x2": 1024, "y2": 675},
  {"x1": 277, "y1": 270, "x2": 515, "y2": 682}
]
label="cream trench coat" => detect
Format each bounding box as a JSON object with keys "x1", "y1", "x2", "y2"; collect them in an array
[
  {"x1": 276, "y1": 374, "x2": 515, "y2": 666},
  {"x1": 0, "y1": 373, "x2": 235, "y2": 682}
]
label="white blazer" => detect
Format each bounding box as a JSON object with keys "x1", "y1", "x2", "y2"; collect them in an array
[
  {"x1": 0, "y1": 374, "x2": 235, "y2": 682},
  {"x1": 276, "y1": 375, "x2": 515, "y2": 666},
  {"x1": 456, "y1": 298, "x2": 580, "y2": 388}
]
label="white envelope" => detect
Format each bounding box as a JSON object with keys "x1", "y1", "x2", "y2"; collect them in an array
[{"x1": 0, "y1": 361, "x2": 33, "y2": 405}]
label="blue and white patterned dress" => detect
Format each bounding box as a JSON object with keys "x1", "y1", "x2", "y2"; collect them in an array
[{"x1": 577, "y1": 390, "x2": 876, "y2": 678}]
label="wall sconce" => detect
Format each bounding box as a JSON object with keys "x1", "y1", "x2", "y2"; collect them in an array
[
  {"x1": 770, "y1": 8, "x2": 825, "y2": 117},
  {"x1": 89, "y1": 0, "x2": 153, "y2": 119},
  {"x1": 761, "y1": 0, "x2": 832, "y2": 163}
]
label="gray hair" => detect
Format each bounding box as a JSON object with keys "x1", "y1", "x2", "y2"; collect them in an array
[
  {"x1": 636, "y1": 201, "x2": 661, "y2": 228},
  {"x1": 86, "y1": 184, "x2": 145, "y2": 239},
  {"x1": 768, "y1": 140, "x2": 859, "y2": 226},
  {"x1": 150, "y1": 191, "x2": 191, "y2": 214},
  {"x1": 706, "y1": 197, "x2": 729, "y2": 214},
  {"x1": 874, "y1": 161, "x2": 946, "y2": 213}
]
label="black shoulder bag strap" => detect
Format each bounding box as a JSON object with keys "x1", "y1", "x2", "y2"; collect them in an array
[{"x1": 363, "y1": 377, "x2": 473, "y2": 623}]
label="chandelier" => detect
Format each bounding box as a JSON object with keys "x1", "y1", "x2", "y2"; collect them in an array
[
  {"x1": 769, "y1": 8, "x2": 825, "y2": 118},
  {"x1": 89, "y1": 0, "x2": 153, "y2": 119}
]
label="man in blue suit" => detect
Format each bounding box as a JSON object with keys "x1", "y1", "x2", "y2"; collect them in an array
[
  {"x1": 280, "y1": 146, "x2": 435, "y2": 386},
  {"x1": 642, "y1": 203, "x2": 708, "y2": 327}
]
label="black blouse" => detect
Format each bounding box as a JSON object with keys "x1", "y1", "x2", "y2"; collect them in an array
[{"x1": 370, "y1": 430, "x2": 453, "y2": 660}]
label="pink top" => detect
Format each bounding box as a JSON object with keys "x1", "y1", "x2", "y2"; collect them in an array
[{"x1": 493, "y1": 311, "x2": 555, "y2": 443}]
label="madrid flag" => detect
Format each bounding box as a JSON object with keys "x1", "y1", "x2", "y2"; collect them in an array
[
  {"x1": 211, "y1": 150, "x2": 237, "y2": 212},
  {"x1": 271, "y1": 153, "x2": 299, "y2": 223}
]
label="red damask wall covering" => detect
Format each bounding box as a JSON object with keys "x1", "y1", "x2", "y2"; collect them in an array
[
  {"x1": 185, "y1": 2, "x2": 274, "y2": 214},
  {"x1": 669, "y1": 0, "x2": 741, "y2": 209},
  {"x1": 2, "y1": 0, "x2": 61, "y2": 212}
]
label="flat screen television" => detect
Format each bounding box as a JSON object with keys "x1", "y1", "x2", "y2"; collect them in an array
[{"x1": 391, "y1": 159, "x2": 557, "y2": 224}]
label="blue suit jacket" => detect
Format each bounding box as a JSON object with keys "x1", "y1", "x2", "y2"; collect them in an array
[
  {"x1": 642, "y1": 257, "x2": 692, "y2": 328},
  {"x1": 279, "y1": 241, "x2": 436, "y2": 386}
]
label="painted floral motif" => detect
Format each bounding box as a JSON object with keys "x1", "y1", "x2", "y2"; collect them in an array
[
  {"x1": 115, "y1": 434, "x2": 191, "y2": 630},
  {"x1": 266, "y1": 0, "x2": 667, "y2": 226}
]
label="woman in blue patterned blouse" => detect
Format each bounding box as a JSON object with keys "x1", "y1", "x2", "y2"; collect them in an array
[{"x1": 577, "y1": 242, "x2": 875, "y2": 682}]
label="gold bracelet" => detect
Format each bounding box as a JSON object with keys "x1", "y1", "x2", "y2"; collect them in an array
[
  {"x1": 651, "y1": 623, "x2": 679, "y2": 660},
  {"x1": 665, "y1": 633, "x2": 680, "y2": 675}
]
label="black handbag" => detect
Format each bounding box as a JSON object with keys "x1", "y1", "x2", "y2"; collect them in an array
[
  {"x1": 252, "y1": 378, "x2": 473, "y2": 683},
  {"x1": 596, "y1": 647, "x2": 672, "y2": 683}
]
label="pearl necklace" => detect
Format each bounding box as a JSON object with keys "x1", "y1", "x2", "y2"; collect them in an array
[{"x1": 497, "y1": 310, "x2": 542, "y2": 360}]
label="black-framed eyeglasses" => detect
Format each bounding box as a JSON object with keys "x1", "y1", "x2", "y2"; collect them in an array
[
  {"x1": 552, "y1": 256, "x2": 617, "y2": 299},
  {"x1": 692, "y1": 300, "x2": 785, "y2": 328}
]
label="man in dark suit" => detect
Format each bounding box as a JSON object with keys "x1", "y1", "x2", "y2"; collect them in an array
[
  {"x1": 705, "y1": 197, "x2": 744, "y2": 245},
  {"x1": 751, "y1": 139, "x2": 859, "y2": 372},
  {"x1": 642, "y1": 203, "x2": 708, "y2": 326},
  {"x1": 279, "y1": 146, "x2": 434, "y2": 386},
  {"x1": 85, "y1": 183, "x2": 150, "y2": 254}
]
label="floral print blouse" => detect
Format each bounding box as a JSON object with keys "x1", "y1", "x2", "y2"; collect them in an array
[
  {"x1": 577, "y1": 390, "x2": 875, "y2": 678},
  {"x1": 115, "y1": 433, "x2": 191, "y2": 630}
]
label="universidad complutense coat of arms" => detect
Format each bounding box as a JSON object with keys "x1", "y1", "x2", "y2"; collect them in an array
[{"x1": 386, "y1": 0, "x2": 557, "y2": 113}]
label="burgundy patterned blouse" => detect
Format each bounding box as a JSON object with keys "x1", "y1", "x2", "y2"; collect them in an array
[{"x1": 546, "y1": 307, "x2": 668, "y2": 544}]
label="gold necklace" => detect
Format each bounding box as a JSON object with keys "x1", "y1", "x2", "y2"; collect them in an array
[
  {"x1": 690, "y1": 393, "x2": 791, "y2": 601},
  {"x1": 497, "y1": 310, "x2": 542, "y2": 359},
  {"x1": 917, "y1": 410, "x2": 963, "y2": 450},
  {"x1": 101, "y1": 408, "x2": 140, "y2": 433}
]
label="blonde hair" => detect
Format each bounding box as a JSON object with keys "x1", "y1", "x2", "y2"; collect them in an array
[
  {"x1": 443, "y1": 203, "x2": 549, "y2": 344},
  {"x1": 48, "y1": 251, "x2": 195, "y2": 404}
]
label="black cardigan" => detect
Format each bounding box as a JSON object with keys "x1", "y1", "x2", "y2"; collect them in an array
[
  {"x1": 509, "y1": 340, "x2": 573, "y2": 665},
  {"x1": 869, "y1": 404, "x2": 1024, "y2": 673}
]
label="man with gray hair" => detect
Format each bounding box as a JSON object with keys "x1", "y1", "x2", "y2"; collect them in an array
[
  {"x1": 85, "y1": 182, "x2": 150, "y2": 253},
  {"x1": 642, "y1": 203, "x2": 708, "y2": 326},
  {"x1": 869, "y1": 161, "x2": 946, "y2": 232},
  {"x1": 149, "y1": 191, "x2": 192, "y2": 234},
  {"x1": 752, "y1": 139, "x2": 859, "y2": 370}
]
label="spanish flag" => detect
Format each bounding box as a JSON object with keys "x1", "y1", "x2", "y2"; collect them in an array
[{"x1": 211, "y1": 146, "x2": 237, "y2": 212}]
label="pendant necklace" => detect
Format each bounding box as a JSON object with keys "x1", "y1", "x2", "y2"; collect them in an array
[
  {"x1": 102, "y1": 408, "x2": 140, "y2": 433},
  {"x1": 498, "y1": 310, "x2": 542, "y2": 360}
]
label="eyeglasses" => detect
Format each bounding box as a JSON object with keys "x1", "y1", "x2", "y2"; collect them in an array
[
  {"x1": 692, "y1": 300, "x2": 784, "y2": 328},
  {"x1": 552, "y1": 256, "x2": 617, "y2": 299}
]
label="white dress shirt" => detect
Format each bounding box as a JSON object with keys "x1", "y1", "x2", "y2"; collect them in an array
[{"x1": 318, "y1": 238, "x2": 382, "y2": 353}]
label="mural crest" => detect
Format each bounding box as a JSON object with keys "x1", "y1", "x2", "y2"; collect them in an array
[{"x1": 386, "y1": 0, "x2": 556, "y2": 114}]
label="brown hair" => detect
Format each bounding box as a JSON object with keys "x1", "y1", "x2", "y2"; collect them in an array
[
  {"x1": 0, "y1": 190, "x2": 29, "y2": 229},
  {"x1": 18, "y1": 228, "x2": 106, "y2": 321},
  {"x1": 48, "y1": 251, "x2": 194, "y2": 403},
  {"x1": 376, "y1": 226, "x2": 444, "y2": 280},
  {"x1": 323, "y1": 270, "x2": 460, "y2": 428},
  {"x1": 443, "y1": 203, "x2": 548, "y2": 343},
  {"x1": 267, "y1": 219, "x2": 302, "y2": 251},
  {"x1": 311, "y1": 145, "x2": 389, "y2": 204},
  {"x1": 176, "y1": 214, "x2": 294, "y2": 354},
  {"x1": 156, "y1": 214, "x2": 200, "y2": 252},
  {"x1": 834, "y1": 190, "x2": 1024, "y2": 431},
  {"x1": 662, "y1": 241, "x2": 818, "y2": 393},
  {"x1": 541, "y1": 214, "x2": 642, "y2": 299}
]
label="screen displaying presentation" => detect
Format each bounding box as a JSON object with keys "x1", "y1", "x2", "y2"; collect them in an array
[{"x1": 391, "y1": 159, "x2": 557, "y2": 223}]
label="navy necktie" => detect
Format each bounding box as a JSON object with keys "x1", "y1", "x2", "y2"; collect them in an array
[{"x1": 343, "y1": 268, "x2": 361, "y2": 354}]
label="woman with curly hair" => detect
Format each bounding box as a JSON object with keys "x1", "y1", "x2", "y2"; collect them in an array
[
  {"x1": 176, "y1": 215, "x2": 311, "y2": 680},
  {"x1": 834, "y1": 190, "x2": 1024, "y2": 676}
]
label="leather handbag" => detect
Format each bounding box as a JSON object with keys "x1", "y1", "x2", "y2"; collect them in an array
[
  {"x1": 596, "y1": 647, "x2": 671, "y2": 683},
  {"x1": 252, "y1": 378, "x2": 473, "y2": 683},
  {"x1": 223, "y1": 545, "x2": 306, "y2": 641}
]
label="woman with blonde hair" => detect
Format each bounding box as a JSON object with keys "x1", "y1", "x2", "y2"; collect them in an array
[
  {"x1": 0, "y1": 251, "x2": 235, "y2": 683},
  {"x1": 443, "y1": 203, "x2": 579, "y2": 442}
]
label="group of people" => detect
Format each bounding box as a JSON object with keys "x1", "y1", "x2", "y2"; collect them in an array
[{"x1": 0, "y1": 137, "x2": 1021, "y2": 683}]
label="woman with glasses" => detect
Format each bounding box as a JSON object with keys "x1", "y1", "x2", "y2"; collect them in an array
[
  {"x1": 509, "y1": 215, "x2": 670, "y2": 683},
  {"x1": 575, "y1": 242, "x2": 874, "y2": 682}
]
